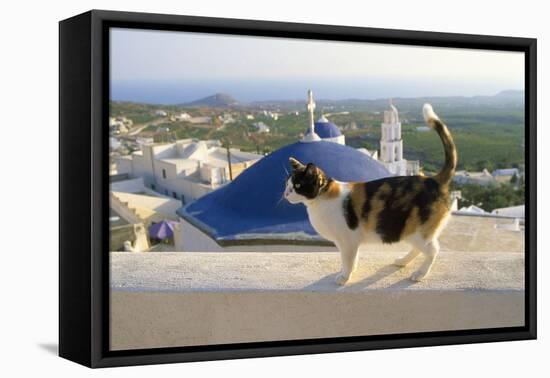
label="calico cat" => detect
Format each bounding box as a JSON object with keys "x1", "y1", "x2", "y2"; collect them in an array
[{"x1": 284, "y1": 104, "x2": 457, "y2": 285}]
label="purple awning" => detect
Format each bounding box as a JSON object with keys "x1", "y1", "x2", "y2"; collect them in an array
[{"x1": 148, "y1": 220, "x2": 178, "y2": 239}]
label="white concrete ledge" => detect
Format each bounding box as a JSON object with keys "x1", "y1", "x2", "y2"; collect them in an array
[
  {"x1": 110, "y1": 252, "x2": 524, "y2": 351},
  {"x1": 111, "y1": 252, "x2": 524, "y2": 292}
]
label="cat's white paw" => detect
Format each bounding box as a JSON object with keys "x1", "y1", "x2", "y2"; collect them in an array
[
  {"x1": 335, "y1": 273, "x2": 350, "y2": 286},
  {"x1": 410, "y1": 271, "x2": 427, "y2": 282},
  {"x1": 393, "y1": 257, "x2": 409, "y2": 267}
]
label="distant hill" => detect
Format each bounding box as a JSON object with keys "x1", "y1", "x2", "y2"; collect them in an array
[
  {"x1": 494, "y1": 90, "x2": 524, "y2": 98},
  {"x1": 249, "y1": 90, "x2": 525, "y2": 112},
  {"x1": 130, "y1": 89, "x2": 524, "y2": 111},
  {"x1": 181, "y1": 93, "x2": 239, "y2": 107}
]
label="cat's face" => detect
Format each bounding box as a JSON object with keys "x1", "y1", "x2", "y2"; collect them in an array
[{"x1": 284, "y1": 157, "x2": 326, "y2": 204}]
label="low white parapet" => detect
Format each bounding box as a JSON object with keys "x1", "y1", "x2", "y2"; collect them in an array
[
  {"x1": 110, "y1": 251, "x2": 524, "y2": 351},
  {"x1": 175, "y1": 213, "x2": 525, "y2": 253}
]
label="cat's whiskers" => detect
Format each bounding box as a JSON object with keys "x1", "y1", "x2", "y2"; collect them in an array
[
  {"x1": 275, "y1": 193, "x2": 285, "y2": 207},
  {"x1": 274, "y1": 164, "x2": 291, "y2": 208},
  {"x1": 282, "y1": 164, "x2": 289, "y2": 176}
]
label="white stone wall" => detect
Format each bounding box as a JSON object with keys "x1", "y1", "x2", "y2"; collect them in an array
[
  {"x1": 120, "y1": 140, "x2": 261, "y2": 198},
  {"x1": 383, "y1": 159, "x2": 408, "y2": 175},
  {"x1": 161, "y1": 179, "x2": 214, "y2": 203},
  {"x1": 110, "y1": 250, "x2": 525, "y2": 350},
  {"x1": 114, "y1": 157, "x2": 133, "y2": 175},
  {"x1": 151, "y1": 143, "x2": 176, "y2": 159},
  {"x1": 130, "y1": 153, "x2": 155, "y2": 187},
  {"x1": 110, "y1": 177, "x2": 146, "y2": 193},
  {"x1": 200, "y1": 164, "x2": 226, "y2": 185}
]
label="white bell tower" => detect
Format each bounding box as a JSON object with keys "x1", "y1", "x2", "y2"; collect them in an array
[
  {"x1": 380, "y1": 101, "x2": 407, "y2": 175},
  {"x1": 301, "y1": 89, "x2": 321, "y2": 143}
]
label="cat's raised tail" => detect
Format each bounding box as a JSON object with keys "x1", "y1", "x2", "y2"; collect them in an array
[{"x1": 423, "y1": 104, "x2": 457, "y2": 185}]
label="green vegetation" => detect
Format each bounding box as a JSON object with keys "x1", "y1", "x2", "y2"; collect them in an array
[
  {"x1": 452, "y1": 181, "x2": 525, "y2": 212},
  {"x1": 345, "y1": 109, "x2": 525, "y2": 173},
  {"x1": 400, "y1": 124, "x2": 524, "y2": 172},
  {"x1": 110, "y1": 102, "x2": 164, "y2": 125},
  {"x1": 110, "y1": 100, "x2": 525, "y2": 176},
  {"x1": 402, "y1": 109, "x2": 524, "y2": 172}
]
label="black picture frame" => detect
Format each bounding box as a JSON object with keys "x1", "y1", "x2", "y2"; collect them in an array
[{"x1": 59, "y1": 9, "x2": 537, "y2": 368}]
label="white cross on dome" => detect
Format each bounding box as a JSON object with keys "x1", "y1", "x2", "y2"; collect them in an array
[{"x1": 301, "y1": 90, "x2": 322, "y2": 143}]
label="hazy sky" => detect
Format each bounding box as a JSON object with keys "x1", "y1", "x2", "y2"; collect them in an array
[{"x1": 110, "y1": 27, "x2": 524, "y2": 103}]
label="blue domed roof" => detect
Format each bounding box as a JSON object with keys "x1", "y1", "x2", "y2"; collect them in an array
[
  {"x1": 177, "y1": 141, "x2": 391, "y2": 245},
  {"x1": 311, "y1": 121, "x2": 342, "y2": 138}
]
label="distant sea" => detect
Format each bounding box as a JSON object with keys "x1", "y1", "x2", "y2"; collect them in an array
[{"x1": 110, "y1": 78, "x2": 513, "y2": 105}]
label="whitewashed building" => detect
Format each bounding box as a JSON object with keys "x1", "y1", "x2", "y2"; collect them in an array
[
  {"x1": 173, "y1": 112, "x2": 191, "y2": 121},
  {"x1": 109, "y1": 116, "x2": 133, "y2": 134},
  {"x1": 172, "y1": 113, "x2": 213, "y2": 124},
  {"x1": 188, "y1": 116, "x2": 212, "y2": 124},
  {"x1": 379, "y1": 103, "x2": 420, "y2": 176},
  {"x1": 110, "y1": 137, "x2": 121, "y2": 150},
  {"x1": 492, "y1": 205, "x2": 525, "y2": 218},
  {"x1": 302, "y1": 103, "x2": 421, "y2": 171},
  {"x1": 493, "y1": 168, "x2": 520, "y2": 177},
  {"x1": 492, "y1": 168, "x2": 521, "y2": 184},
  {"x1": 136, "y1": 137, "x2": 154, "y2": 146},
  {"x1": 114, "y1": 139, "x2": 262, "y2": 203},
  {"x1": 254, "y1": 122, "x2": 270, "y2": 133},
  {"x1": 220, "y1": 113, "x2": 236, "y2": 124},
  {"x1": 454, "y1": 169, "x2": 496, "y2": 186}
]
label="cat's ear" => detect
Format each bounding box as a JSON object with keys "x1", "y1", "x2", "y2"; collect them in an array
[
  {"x1": 304, "y1": 163, "x2": 318, "y2": 177},
  {"x1": 289, "y1": 157, "x2": 305, "y2": 170}
]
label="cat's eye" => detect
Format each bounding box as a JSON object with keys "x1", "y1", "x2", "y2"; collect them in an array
[{"x1": 295, "y1": 183, "x2": 301, "y2": 188}]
